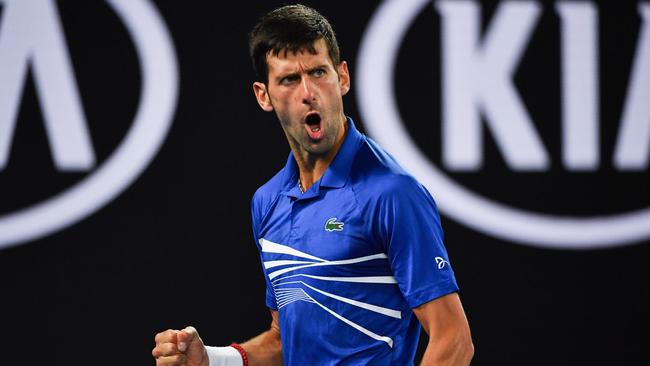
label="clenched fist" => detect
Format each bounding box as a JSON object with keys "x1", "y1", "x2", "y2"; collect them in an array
[{"x1": 152, "y1": 326, "x2": 209, "y2": 366}]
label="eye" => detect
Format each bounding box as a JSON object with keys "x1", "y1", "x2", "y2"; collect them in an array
[
  {"x1": 311, "y1": 68, "x2": 326, "y2": 77},
  {"x1": 279, "y1": 75, "x2": 299, "y2": 85}
]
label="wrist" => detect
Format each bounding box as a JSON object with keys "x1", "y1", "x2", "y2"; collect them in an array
[
  {"x1": 229, "y1": 343, "x2": 249, "y2": 366},
  {"x1": 204, "y1": 345, "x2": 247, "y2": 366}
]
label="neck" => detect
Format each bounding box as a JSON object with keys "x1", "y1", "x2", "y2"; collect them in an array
[{"x1": 293, "y1": 119, "x2": 348, "y2": 192}]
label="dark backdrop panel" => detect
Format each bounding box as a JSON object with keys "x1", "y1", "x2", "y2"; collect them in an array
[{"x1": 0, "y1": 1, "x2": 648, "y2": 365}]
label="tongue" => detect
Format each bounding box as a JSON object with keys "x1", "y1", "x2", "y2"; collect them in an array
[{"x1": 306, "y1": 124, "x2": 323, "y2": 140}]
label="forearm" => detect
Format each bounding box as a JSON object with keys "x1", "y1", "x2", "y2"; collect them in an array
[
  {"x1": 240, "y1": 327, "x2": 283, "y2": 366},
  {"x1": 419, "y1": 332, "x2": 474, "y2": 366}
]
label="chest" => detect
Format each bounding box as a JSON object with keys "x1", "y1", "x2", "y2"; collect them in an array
[{"x1": 258, "y1": 188, "x2": 385, "y2": 265}]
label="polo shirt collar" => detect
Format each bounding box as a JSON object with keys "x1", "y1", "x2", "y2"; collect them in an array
[
  {"x1": 320, "y1": 117, "x2": 362, "y2": 188},
  {"x1": 281, "y1": 117, "x2": 363, "y2": 199}
]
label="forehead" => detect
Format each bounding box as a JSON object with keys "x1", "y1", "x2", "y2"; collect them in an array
[{"x1": 266, "y1": 39, "x2": 333, "y2": 75}]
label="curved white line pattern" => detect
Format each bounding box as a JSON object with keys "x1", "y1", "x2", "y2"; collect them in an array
[
  {"x1": 275, "y1": 288, "x2": 315, "y2": 308},
  {"x1": 267, "y1": 253, "x2": 388, "y2": 280},
  {"x1": 273, "y1": 273, "x2": 398, "y2": 284},
  {"x1": 260, "y1": 238, "x2": 326, "y2": 261},
  {"x1": 311, "y1": 296, "x2": 395, "y2": 348},
  {"x1": 276, "y1": 280, "x2": 402, "y2": 319},
  {"x1": 264, "y1": 260, "x2": 317, "y2": 269},
  {"x1": 261, "y1": 238, "x2": 400, "y2": 347}
]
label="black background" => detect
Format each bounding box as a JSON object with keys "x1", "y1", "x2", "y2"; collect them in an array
[{"x1": 0, "y1": 1, "x2": 648, "y2": 365}]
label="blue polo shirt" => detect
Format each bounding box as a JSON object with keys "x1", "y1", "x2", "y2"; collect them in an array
[{"x1": 251, "y1": 118, "x2": 458, "y2": 365}]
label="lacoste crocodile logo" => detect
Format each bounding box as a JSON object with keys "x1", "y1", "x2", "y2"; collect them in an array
[{"x1": 325, "y1": 217, "x2": 344, "y2": 232}]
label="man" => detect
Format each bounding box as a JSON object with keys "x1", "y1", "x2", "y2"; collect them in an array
[{"x1": 152, "y1": 4, "x2": 473, "y2": 365}]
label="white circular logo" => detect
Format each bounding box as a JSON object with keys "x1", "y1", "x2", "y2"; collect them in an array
[
  {"x1": 0, "y1": 0, "x2": 178, "y2": 249},
  {"x1": 356, "y1": 0, "x2": 650, "y2": 249}
]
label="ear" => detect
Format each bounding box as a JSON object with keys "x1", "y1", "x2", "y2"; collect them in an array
[
  {"x1": 253, "y1": 82, "x2": 274, "y2": 112},
  {"x1": 337, "y1": 61, "x2": 351, "y2": 96}
]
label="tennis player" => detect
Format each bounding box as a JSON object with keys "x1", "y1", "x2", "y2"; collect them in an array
[{"x1": 152, "y1": 4, "x2": 473, "y2": 365}]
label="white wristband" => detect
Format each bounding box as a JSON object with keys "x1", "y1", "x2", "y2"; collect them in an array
[{"x1": 205, "y1": 345, "x2": 244, "y2": 366}]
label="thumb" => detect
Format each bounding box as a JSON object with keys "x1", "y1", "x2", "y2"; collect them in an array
[{"x1": 177, "y1": 326, "x2": 200, "y2": 352}]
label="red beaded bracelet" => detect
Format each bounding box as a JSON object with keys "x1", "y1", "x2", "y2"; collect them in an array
[{"x1": 230, "y1": 342, "x2": 249, "y2": 366}]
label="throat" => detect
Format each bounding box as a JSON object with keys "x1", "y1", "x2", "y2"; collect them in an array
[{"x1": 296, "y1": 167, "x2": 321, "y2": 194}]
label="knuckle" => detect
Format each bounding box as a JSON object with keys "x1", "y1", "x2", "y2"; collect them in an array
[
  {"x1": 154, "y1": 330, "x2": 165, "y2": 343},
  {"x1": 155, "y1": 329, "x2": 177, "y2": 344},
  {"x1": 162, "y1": 343, "x2": 179, "y2": 356}
]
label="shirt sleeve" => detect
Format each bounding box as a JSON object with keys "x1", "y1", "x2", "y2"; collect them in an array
[
  {"x1": 251, "y1": 195, "x2": 278, "y2": 310},
  {"x1": 376, "y1": 175, "x2": 459, "y2": 309}
]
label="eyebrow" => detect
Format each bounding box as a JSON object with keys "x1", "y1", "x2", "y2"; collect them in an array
[
  {"x1": 274, "y1": 64, "x2": 331, "y2": 82},
  {"x1": 274, "y1": 72, "x2": 299, "y2": 84},
  {"x1": 307, "y1": 64, "x2": 330, "y2": 72}
]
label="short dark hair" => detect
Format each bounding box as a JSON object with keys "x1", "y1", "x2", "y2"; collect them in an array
[{"x1": 249, "y1": 4, "x2": 341, "y2": 83}]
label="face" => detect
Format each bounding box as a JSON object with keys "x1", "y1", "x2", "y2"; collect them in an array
[{"x1": 253, "y1": 39, "x2": 350, "y2": 158}]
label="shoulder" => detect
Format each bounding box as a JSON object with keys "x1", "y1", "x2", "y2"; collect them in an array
[
  {"x1": 351, "y1": 135, "x2": 433, "y2": 202},
  {"x1": 350, "y1": 136, "x2": 442, "y2": 246}
]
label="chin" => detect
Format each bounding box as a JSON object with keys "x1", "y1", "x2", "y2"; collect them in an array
[
  {"x1": 307, "y1": 148, "x2": 329, "y2": 156},
  {"x1": 305, "y1": 143, "x2": 332, "y2": 156}
]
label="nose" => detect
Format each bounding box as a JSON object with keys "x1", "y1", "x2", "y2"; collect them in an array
[{"x1": 301, "y1": 78, "x2": 316, "y2": 105}]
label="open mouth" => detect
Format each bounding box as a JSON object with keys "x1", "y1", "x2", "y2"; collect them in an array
[{"x1": 305, "y1": 113, "x2": 323, "y2": 140}]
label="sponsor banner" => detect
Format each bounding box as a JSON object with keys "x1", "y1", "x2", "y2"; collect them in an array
[
  {"x1": 0, "y1": 0, "x2": 178, "y2": 249},
  {"x1": 358, "y1": 0, "x2": 650, "y2": 249}
]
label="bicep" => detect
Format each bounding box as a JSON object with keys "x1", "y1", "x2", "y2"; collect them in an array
[
  {"x1": 412, "y1": 292, "x2": 469, "y2": 338},
  {"x1": 413, "y1": 293, "x2": 474, "y2": 364}
]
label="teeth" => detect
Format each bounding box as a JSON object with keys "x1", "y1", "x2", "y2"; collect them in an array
[{"x1": 311, "y1": 127, "x2": 320, "y2": 132}]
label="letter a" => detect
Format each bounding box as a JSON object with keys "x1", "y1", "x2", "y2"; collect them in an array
[{"x1": 0, "y1": 0, "x2": 95, "y2": 171}]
